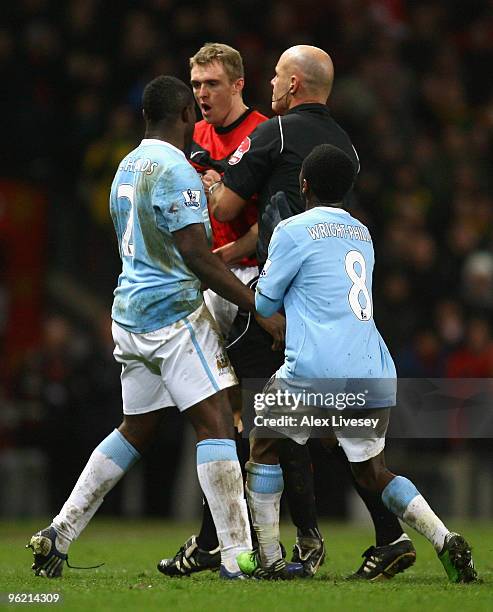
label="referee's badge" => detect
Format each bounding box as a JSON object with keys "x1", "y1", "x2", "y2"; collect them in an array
[
  {"x1": 228, "y1": 137, "x2": 251, "y2": 165},
  {"x1": 182, "y1": 189, "x2": 201, "y2": 208}
]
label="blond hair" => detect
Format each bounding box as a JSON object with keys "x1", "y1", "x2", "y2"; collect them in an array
[{"x1": 190, "y1": 43, "x2": 244, "y2": 82}]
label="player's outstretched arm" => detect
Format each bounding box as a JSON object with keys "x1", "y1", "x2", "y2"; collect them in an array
[
  {"x1": 173, "y1": 223, "x2": 285, "y2": 349},
  {"x1": 256, "y1": 223, "x2": 302, "y2": 329},
  {"x1": 204, "y1": 177, "x2": 248, "y2": 222},
  {"x1": 213, "y1": 223, "x2": 258, "y2": 266},
  {"x1": 173, "y1": 222, "x2": 255, "y2": 311},
  {"x1": 255, "y1": 292, "x2": 283, "y2": 318}
]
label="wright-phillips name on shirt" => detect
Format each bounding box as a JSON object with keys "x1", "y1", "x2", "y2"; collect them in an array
[{"x1": 306, "y1": 221, "x2": 372, "y2": 242}]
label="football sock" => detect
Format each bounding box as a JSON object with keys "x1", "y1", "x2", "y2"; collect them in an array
[
  {"x1": 52, "y1": 429, "x2": 140, "y2": 552},
  {"x1": 236, "y1": 432, "x2": 259, "y2": 548},
  {"x1": 352, "y1": 477, "x2": 405, "y2": 546},
  {"x1": 196, "y1": 439, "x2": 251, "y2": 573},
  {"x1": 279, "y1": 439, "x2": 320, "y2": 538},
  {"x1": 246, "y1": 461, "x2": 283, "y2": 566},
  {"x1": 382, "y1": 476, "x2": 449, "y2": 552},
  {"x1": 196, "y1": 430, "x2": 256, "y2": 551}
]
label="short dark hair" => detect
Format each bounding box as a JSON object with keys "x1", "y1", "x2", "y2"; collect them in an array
[
  {"x1": 302, "y1": 144, "x2": 356, "y2": 203},
  {"x1": 142, "y1": 76, "x2": 193, "y2": 124}
]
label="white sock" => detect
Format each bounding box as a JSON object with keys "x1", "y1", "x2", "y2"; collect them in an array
[
  {"x1": 196, "y1": 440, "x2": 251, "y2": 574},
  {"x1": 52, "y1": 429, "x2": 140, "y2": 552},
  {"x1": 382, "y1": 476, "x2": 449, "y2": 552},
  {"x1": 402, "y1": 496, "x2": 449, "y2": 552},
  {"x1": 245, "y1": 462, "x2": 283, "y2": 566}
]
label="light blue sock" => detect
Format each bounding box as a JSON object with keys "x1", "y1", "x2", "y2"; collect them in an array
[
  {"x1": 382, "y1": 475, "x2": 449, "y2": 551},
  {"x1": 196, "y1": 438, "x2": 237, "y2": 464},
  {"x1": 246, "y1": 462, "x2": 284, "y2": 494},
  {"x1": 381, "y1": 476, "x2": 419, "y2": 518},
  {"x1": 246, "y1": 462, "x2": 284, "y2": 566},
  {"x1": 53, "y1": 429, "x2": 140, "y2": 546},
  {"x1": 97, "y1": 429, "x2": 141, "y2": 470}
]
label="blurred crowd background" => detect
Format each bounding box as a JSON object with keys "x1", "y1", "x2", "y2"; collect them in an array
[{"x1": 1, "y1": 0, "x2": 493, "y2": 520}]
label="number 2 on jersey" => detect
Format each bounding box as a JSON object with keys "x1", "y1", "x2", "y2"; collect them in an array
[
  {"x1": 345, "y1": 250, "x2": 372, "y2": 321},
  {"x1": 118, "y1": 184, "x2": 135, "y2": 257}
]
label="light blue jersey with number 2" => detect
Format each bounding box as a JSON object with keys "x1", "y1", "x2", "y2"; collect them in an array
[
  {"x1": 256, "y1": 206, "x2": 396, "y2": 407},
  {"x1": 110, "y1": 139, "x2": 210, "y2": 333}
]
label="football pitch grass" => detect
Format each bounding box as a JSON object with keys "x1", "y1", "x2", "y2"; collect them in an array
[{"x1": 1, "y1": 520, "x2": 491, "y2": 611}]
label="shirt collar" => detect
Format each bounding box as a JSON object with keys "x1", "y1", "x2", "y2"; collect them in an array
[
  {"x1": 214, "y1": 108, "x2": 254, "y2": 135},
  {"x1": 313, "y1": 206, "x2": 350, "y2": 215},
  {"x1": 286, "y1": 103, "x2": 330, "y2": 116},
  {"x1": 140, "y1": 138, "x2": 185, "y2": 158}
]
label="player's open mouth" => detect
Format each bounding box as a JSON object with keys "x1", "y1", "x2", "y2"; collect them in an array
[{"x1": 201, "y1": 103, "x2": 211, "y2": 113}]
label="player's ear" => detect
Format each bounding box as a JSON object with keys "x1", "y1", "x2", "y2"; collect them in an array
[
  {"x1": 302, "y1": 178, "x2": 308, "y2": 194},
  {"x1": 182, "y1": 104, "x2": 196, "y2": 126},
  {"x1": 290, "y1": 75, "x2": 300, "y2": 95},
  {"x1": 233, "y1": 77, "x2": 245, "y2": 96}
]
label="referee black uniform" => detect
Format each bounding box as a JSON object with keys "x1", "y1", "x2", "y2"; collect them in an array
[{"x1": 222, "y1": 102, "x2": 359, "y2": 377}]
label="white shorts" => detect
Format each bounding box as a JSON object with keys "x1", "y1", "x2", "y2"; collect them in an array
[
  {"x1": 333, "y1": 412, "x2": 388, "y2": 462},
  {"x1": 203, "y1": 265, "x2": 258, "y2": 337},
  {"x1": 112, "y1": 303, "x2": 237, "y2": 414},
  {"x1": 258, "y1": 376, "x2": 389, "y2": 463}
]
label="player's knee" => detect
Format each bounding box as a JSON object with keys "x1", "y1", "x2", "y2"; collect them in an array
[
  {"x1": 194, "y1": 409, "x2": 234, "y2": 440},
  {"x1": 119, "y1": 413, "x2": 160, "y2": 452},
  {"x1": 187, "y1": 390, "x2": 235, "y2": 440}
]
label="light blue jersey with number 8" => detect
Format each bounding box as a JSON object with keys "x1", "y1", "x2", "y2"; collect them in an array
[
  {"x1": 256, "y1": 206, "x2": 396, "y2": 407},
  {"x1": 109, "y1": 139, "x2": 210, "y2": 333}
]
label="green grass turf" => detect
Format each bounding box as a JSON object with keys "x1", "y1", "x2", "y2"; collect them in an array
[{"x1": 0, "y1": 520, "x2": 491, "y2": 611}]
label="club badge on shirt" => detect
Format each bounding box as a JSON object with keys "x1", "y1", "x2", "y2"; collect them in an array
[
  {"x1": 228, "y1": 137, "x2": 251, "y2": 165},
  {"x1": 182, "y1": 189, "x2": 201, "y2": 208},
  {"x1": 216, "y1": 351, "x2": 230, "y2": 374}
]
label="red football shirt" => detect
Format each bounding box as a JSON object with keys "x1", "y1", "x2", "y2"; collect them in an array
[{"x1": 191, "y1": 108, "x2": 267, "y2": 267}]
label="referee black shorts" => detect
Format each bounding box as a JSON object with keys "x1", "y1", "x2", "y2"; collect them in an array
[{"x1": 225, "y1": 275, "x2": 284, "y2": 381}]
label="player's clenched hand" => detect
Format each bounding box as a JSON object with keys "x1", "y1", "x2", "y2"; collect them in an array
[
  {"x1": 255, "y1": 311, "x2": 286, "y2": 351},
  {"x1": 201, "y1": 169, "x2": 222, "y2": 193}
]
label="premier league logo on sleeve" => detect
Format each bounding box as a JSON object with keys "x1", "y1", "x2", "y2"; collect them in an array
[
  {"x1": 260, "y1": 259, "x2": 272, "y2": 277},
  {"x1": 182, "y1": 189, "x2": 201, "y2": 208}
]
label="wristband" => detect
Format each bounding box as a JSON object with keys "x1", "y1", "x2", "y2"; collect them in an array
[{"x1": 208, "y1": 180, "x2": 223, "y2": 196}]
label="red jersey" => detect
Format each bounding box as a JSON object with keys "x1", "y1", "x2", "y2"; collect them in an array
[{"x1": 191, "y1": 108, "x2": 267, "y2": 267}]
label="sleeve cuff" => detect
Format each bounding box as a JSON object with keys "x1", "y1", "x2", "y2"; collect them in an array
[{"x1": 255, "y1": 291, "x2": 282, "y2": 317}]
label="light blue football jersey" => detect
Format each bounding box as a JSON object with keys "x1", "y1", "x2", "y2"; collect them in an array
[
  {"x1": 256, "y1": 206, "x2": 396, "y2": 406},
  {"x1": 110, "y1": 138, "x2": 211, "y2": 333}
]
